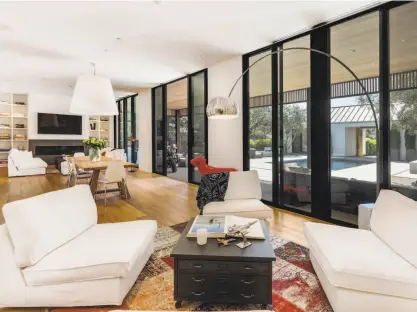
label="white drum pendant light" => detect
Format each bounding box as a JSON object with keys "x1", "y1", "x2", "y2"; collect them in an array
[{"x1": 70, "y1": 63, "x2": 118, "y2": 116}]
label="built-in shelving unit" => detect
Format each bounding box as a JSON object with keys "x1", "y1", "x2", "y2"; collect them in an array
[
  {"x1": 89, "y1": 116, "x2": 110, "y2": 145},
  {"x1": 0, "y1": 93, "x2": 29, "y2": 167}
]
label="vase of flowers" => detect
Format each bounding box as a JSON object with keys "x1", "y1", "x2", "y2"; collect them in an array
[{"x1": 83, "y1": 138, "x2": 106, "y2": 162}]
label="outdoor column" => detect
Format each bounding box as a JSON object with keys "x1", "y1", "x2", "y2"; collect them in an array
[
  {"x1": 400, "y1": 129, "x2": 406, "y2": 161},
  {"x1": 362, "y1": 129, "x2": 367, "y2": 156}
]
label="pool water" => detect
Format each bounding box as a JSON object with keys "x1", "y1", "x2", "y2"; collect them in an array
[{"x1": 295, "y1": 159, "x2": 368, "y2": 171}]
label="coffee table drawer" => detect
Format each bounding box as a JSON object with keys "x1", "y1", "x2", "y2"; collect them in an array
[{"x1": 178, "y1": 260, "x2": 269, "y2": 274}]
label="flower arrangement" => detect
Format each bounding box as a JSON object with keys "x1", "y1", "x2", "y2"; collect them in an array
[{"x1": 83, "y1": 138, "x2": 106, "y2": 162}]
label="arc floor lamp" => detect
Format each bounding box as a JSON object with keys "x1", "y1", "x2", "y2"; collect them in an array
[{"x1": 206, "y1": 47, "x2": 382, "y2": 192}]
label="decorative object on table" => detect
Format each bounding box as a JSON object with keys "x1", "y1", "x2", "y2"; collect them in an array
[
  {"x1": 190, "y1": 156, "x2": 237, "y2": 176},
  {"x1": 196, "y1": 228, "x2": 208, "y2": 246},
  {"x1": 227, "y1": 220, "x2": 258, "y2": 249},
  {"x1": 70, "y1": 62, "x2": 118, "y2": 116},
  {"x1": 186, "y1": 215, "x2": 264, "y2": 240},
  {"x1": 217, "y1": 237, "x2": 236, "y2": 246},
  {"x1": 171, "y1": 218, "x2": 275, "y2": 309},
  {"x1": 196, "y1": 172, "x2": 230, "y2": 212},
  {"x1": 83, "y1": 137, "x2": 106, "y2": 162}
]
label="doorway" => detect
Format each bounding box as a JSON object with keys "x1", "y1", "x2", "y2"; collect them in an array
[{"x1": 152, "y1": 69, "x2": 208, "y2": 184}]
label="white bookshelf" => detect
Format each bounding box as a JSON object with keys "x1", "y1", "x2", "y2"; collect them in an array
[
  {"x1": 0, "y1": 93, "x2": 29, "y2": 167},
  {"x1": 89, "y1": 116, "x2": 111, "y2": 146}
]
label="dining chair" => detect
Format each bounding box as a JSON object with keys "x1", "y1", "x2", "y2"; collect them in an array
[
  {"x1": 96, "y1": 161, "x2": 127, "y2": 206},
  {"x1": 66, "y1": 157, "x2": 93, "y2": 187}
]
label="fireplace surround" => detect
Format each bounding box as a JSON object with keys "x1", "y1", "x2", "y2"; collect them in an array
[{"x1": 29, "y1": 140, "x2": 86, "y2": 165}]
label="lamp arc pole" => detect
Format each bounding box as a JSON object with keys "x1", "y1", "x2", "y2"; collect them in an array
[{"x1": 227, "y1": 47, "x2": 382, "y2": 193}]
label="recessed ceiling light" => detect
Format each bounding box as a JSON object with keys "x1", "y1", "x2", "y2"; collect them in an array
[
  {"x1": 116, "y1": 37, "x2": 121, "y2": 41},
  {"x1": 104, "y1": 49, "x2": 108, "y2": 52}
]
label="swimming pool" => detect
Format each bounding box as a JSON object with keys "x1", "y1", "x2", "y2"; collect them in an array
[{"x1": 293, "y1": 159, "x2": 370, "y2": 171}]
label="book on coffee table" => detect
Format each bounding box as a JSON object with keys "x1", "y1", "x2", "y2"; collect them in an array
[{"x1": 186, "y1": 215, "x2": 265, "y2": 239}]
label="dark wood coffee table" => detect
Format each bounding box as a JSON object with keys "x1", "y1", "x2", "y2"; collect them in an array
[{"x1": 170, "y1": 218, "x2": 275, "y2": 308}]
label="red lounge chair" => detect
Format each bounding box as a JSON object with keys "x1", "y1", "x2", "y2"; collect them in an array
[{"x1": 190, "y1": 156, "x2": 237, "y2": 176}]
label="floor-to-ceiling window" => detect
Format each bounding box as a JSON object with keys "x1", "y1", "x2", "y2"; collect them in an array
[
  {"x1": 152, "y1": 69, "x2": 208, "y2": 184},
  {"x1": 167, "y1": 78, "x2": 188, "y2": 182},
  {"x1": 243, "y1": 2, "x2": 415, "y2": 226},
  {"x1": 330, "y1": 12, "x2": 379, "y2": 225},
  {"x1": 282, "y1": 35, "x2": 311, "y2": 213},
  {"x1": 248, "y1": 50, "x2": 273, "y2": 201},
  {"x1": 389, "y1": 1, "x2": 417, "y2": 200},
  {"x1": 153, "y1": 86, "x2": 165, "y2": 175},
  {"x1": 114, "y1": 94, "x2": 138, "y2": 164}
]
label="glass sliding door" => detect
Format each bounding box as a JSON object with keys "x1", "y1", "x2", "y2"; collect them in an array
[
  {"x1": 114, "y1": 95, "x2": 138, "y2": 163},
  {"x1": 153, "y1": 86, "x2": 166, "y2": 175},
  {"x1": 281, "y1": 36, "x2": 311, "y2": 213},
  {"x1": 389, "y1": 2, "x2": 417, "y2": 200},
  {"x1": 189, "y1": 70, "x2": 207, "y2": 183},
  {"x1": 330, "y1": 12, "x2": 379, "y2": 225},
  {"x1": 152, "y1": 70, "x2": 207, "y2": 183},
  {"x1": 248, "y1": 50, "x2": 273, "y2": 201}
]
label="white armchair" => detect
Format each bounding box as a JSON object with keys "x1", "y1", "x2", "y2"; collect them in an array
[
  {"x1": 202, "y1": 171, "x2": 273, "y2": 226},
  {"x1": 304, "y1": 190, "x2": 417, "y2": 312},
  {"x1": 8, "y1": 149, "x2": 47, "y2": 177},
  {"x1": 0, "y1": 185, "x2": 157, "y2": 307}
]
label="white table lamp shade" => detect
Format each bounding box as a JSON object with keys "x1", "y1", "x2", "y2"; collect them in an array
[{"x1": 70, "y1": 75, "x2": 118, "y2": 116}]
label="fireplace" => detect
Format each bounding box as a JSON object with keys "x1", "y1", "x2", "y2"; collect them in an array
[{"x1": 29, "y1": 140, "x2": 86, "y2": 165}]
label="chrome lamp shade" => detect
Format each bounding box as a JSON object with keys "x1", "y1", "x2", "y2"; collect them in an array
[{"x1": 206, "y1": 96, "x2": 239, "y2": 119}]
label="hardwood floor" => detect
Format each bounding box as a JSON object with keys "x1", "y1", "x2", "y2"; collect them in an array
[{"x1": 0, "y1": 167, "x2": 323, "y2": 247}]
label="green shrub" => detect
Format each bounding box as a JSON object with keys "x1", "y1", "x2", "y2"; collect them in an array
[
  {"x1": 250, "y1": 139, "x2": 272, "y2": 150},
  {"x1": 366, "y1": 137, "x2": 377, "y2": 156}
]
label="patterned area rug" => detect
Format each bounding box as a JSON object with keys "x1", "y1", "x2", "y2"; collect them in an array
[{"x1": 52, "y1": 223, "x2": 331, "y2": 312}]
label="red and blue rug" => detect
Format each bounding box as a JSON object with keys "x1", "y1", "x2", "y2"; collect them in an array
[{"x1": 53, "y1": 223, "x2": 332, "y2": 312}]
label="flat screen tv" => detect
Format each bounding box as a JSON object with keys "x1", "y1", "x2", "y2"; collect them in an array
[{"x1": 38, "y1": 113, "x2": 82, "y2": 135}]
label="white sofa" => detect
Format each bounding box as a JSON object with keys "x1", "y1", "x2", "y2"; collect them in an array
[
  {"x1": 0, "y1": 185, "x2": 157, "y2": 307},
  {"x1": 304, "y1": 189, "x2": 417, "y2": 312},
  {"x1": 8, "y1": 149, "x2": 47, "y2": 177},
  {"x1": 202, "y1": 170, "x2": 273, "y2": 225}
]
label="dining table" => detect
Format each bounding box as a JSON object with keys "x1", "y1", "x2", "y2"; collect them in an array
[{"x1": 72, "y1": 156, "x2": 137, "y2": 199}]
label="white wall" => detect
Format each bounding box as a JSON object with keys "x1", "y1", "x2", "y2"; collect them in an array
[
  {"x1": 28, "y1": 93, "x2": 89, "y2": 140},
  {"x1": 207, "y1": 56, "x2": 243, "y2": 170},
  {"x1": 137, "y1": 89, "x2": 152, "y2": 172}
]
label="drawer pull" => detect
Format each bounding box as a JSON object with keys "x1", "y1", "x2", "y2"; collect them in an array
[
  {"x1": 241, "y1": 279, "x2": 255, "y2": 285},
  {"x1": 244, "y1": 265, "x2": 253, "y2": 270},
  {"x1": 241, "y1": 293, "x2": 255, "y2": 299},
  {"x1": 193, "y1": 264, "x2": 203, "y2": 268},
  {"x1": 192, "y1": 277, "x2": 206, "y2": 283},
  {"x1": 192, "y1": 291, "x2": 206, "y2": 296}
]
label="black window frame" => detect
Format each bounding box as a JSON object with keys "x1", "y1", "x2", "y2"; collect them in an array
[{"x1": 242, "y1": 1, "x2": 411, "y2": 227}]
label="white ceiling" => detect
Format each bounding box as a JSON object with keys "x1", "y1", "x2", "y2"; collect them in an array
[{"x1": 0, "y1": 0, "x2": 379, "y2": 96}]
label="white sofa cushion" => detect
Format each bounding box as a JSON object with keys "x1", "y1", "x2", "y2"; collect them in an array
[
  {"x1": 304, "y1": 222, "x2": 417, "y2": 300},
  {"x1": 17, "y1": 158, "x2": 47, "y2": 170},
  {"x1": 22, "y1": 220, "x2": 157, "y2": 287},
  {"x1": 224, "y1": 171, "x2": 262, "y2": 200},
  {"x1": 371, "y1": 189, "x2": 417, "y2": 269},
  {"x1": 3, "y1": 185, "x2": 97, "y2": 268},
  {"x1": 0, "y1": 225, "x2": 26, "y2": 307},
  {"x1": 203, "y1": 199, "x2": 273, "y2": 220}
]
